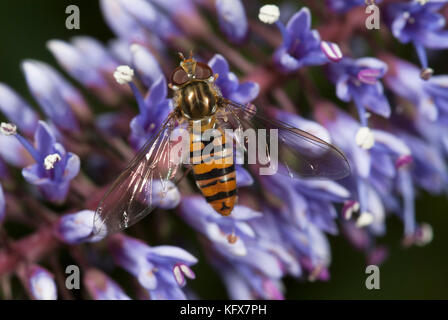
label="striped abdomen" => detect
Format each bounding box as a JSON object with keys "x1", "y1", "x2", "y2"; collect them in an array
[{"x1": 190, "y1": 118, "x2": 236, "y2": 216}]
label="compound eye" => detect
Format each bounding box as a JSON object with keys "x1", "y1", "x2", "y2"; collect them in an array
[
  {"x1": 171, "y1": 67, "x2": 189, "y2": 85},
  {"x1": 195, "y1": 62, "x2": 213, "y2": 79}
]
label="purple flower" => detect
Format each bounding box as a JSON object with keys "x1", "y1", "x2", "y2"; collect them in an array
[
  {"x1": 21, "y1": 60, "x2": 81, "y2": 132},
  {"x1": 423, "y1": 76, "x2": 448, "y2": 122},
  {"x1": 180, "y1": 196, "x2": 262, "y2": 256},
  {"x1": 146, "y1": 0, "x2": 207, "y2": 38},
  {"x1": 208, "y1": 54, "x2": 259, "y2": 104},
  {"x1": 385, "y1": 55, "x2": 448, "y2": 122},
  {"x1": 47, "y1": 37, "x2": 122, "y2": 104},
  {"x1": 392, "y1": 131, "x2": 444, "y2": 241},
  {"x1": 216, "y1": 0, "x2": 248, "y2": 44},
  {"x1": 27, "y1": 265, "x2": 57, "y2": 300},
  {"x1": 101, "y1": 0, "x2": 149, "y2": 44},
  {"x1": 385, "y1": 55, "x2": 437, "y2": 120},
  {"x1": 0, "y1": 83, "x2": 39, "y2": 136},
  {"x1": 0, "y1": 183, "x2": 5, "y2": 224},
  {"x1": 248, "y1": 206, "x2": 301, "y2": 278},
  {"x1": 130, "y1": 44, "x2": 163, "y2": 88},
  {"x1": 129, "y1": 76, "x2": 173, "y2": 150},
  {"x1": 235, "y1": 166, "x2": 254, "y2": 188},
  {"x1": 385, "y1": 0, "x2": 448, "y2": 71},
  {"x1": 108, "y1": 38, "x2": 133, "y2": 65},
  {"x1": 148, "y1": 0, "x2": 195, "y2": 16},
  {"x1": 415, "y1": 117, "x2": 448, "y2": 170},
  {"x1": 315, "y1": 104, "x2": 416, "y2": 235},
  {"x1": 102, "y1": 0, "x2": 180, "y2": 43},
  {"x1": 270, "y1": 8, "x2": 340, "y2": 72},
  {"x1": 326, "y1": 0, "x2": 366, "y2": 13},
  {"x1": 327, "y1": 57, "x2": 390, "y2": 125},
  {"x1": 399, "y1": 132, "x2": 448, "y2": 195},
  {"x1": 276, "y1": 211, "x2": 332, "y2": 281},
  {"x1": 259, "y1": 167, "x2": 349, "y2": 233},
  {"x1": 109, "y1": 234, "x2": 197, "y2": 300},
  {"x1": 47, "y1": 39, "x2": 114, "y2": 87},
  {"x1": 0, "y1": 133, "x2": 32, "y2": 168},
  {"x1": 180, "y1": 197, "x2": 291, "y2": 299},
  {"x1": 84, "y1": 269, "x2": 131, "y2": 300},
  {"x1": 327, "y1": 0, "x2": 383, "y2": 13},
  {"x1": 72, "y1": 36, "x2": 119, "y2": 72},
  {"x1": 150, "y1": 180, "x2": 181, "y2": 210},
  {"x1": 11, "y1": 121, "x2": 80, "y2": 203},
  {"x1": 55, "y1": 210, "x2": 106, "y2": 244},
  {"x1": 211, "y1": 256, "x2": 285, "y2": 300}
]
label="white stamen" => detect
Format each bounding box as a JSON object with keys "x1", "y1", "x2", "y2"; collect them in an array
[
  {"x1": 113, "y1": 65, "x2": 134, "y2": 85},
  {"x1": 420, "y1": 68, "x2": 433, "y2": 81},
  {"x1": 308, "y1": 264, "x2": 324, "y2": 282},
  {"x1": 321, "y1": 41, "x2": 343, "y2": 62},
  {"x1": 356, "y1": 212, "x2": 374, "y2": 228},
  {"x1": 179, "y1": 264, "x2": 195, "y2": 279},
  {"x1": 355, "y1": 127, "x2": 375, "y2": 150},
  {"x1": 173, "y1": 265, "x2": 185, "y2": 286},
  {"x1": 258, "y1": 4, "x2": 280, "y2": 24},
  {"x1": 0, "y1": 122, "x2": 17, "y2": 136},
  {"x1": 44, "y1": 153, "x2": 62, "y2": 170},
  {"x1": 415, "y1": 223, "x2": 433, "y2": 247},
  {"x1": 344, "y1": 201, "x2": 360, "y2": 220}
]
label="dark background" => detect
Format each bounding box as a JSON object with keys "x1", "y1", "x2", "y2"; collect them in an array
[{"x1": 0, "y1": 0, "x2": 447, "y2": 299}]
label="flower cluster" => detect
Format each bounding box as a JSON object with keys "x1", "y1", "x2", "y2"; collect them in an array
[{"x1": 0, "y1": 0, "x2": 446, "y2": 300}]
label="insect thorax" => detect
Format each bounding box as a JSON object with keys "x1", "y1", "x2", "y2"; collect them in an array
[{"x1": 177, "y1": 80, "x2": 218, "y2": 120}]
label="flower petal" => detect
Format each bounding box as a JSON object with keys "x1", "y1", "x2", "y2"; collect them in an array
[
  {"x1": 148, "y1": 245, "x2": 198, "y2": 265},
  {"x1": 286, "y1": 7, "x2": 311, "y2": 36},
  {"x1": 0, "y1": 83, "x2": 39, "y2": 135},
  {"x1": 216, "y1": 0, "x2": 248, "y2": 43},
  {"x1": 130, "y1": 44, "x2": 163, "y2": 87}
]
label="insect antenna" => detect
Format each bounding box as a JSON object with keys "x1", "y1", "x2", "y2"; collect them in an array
[{"x1": 177, "y1": 52, "x2": 185, "y2": 61}]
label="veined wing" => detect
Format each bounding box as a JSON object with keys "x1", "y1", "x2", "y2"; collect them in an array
[
  {"x1": 93, "y1": 113, "x2": 189, "y2": 236},
  {"x1": 216, "y1": 97, "x2": 350, "y2": 180}
]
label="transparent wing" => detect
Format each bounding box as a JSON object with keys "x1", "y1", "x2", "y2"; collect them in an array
[
  {"x1": 92, "y1": 113, "x2": 189, "y2": 236},
  {"x1": 216, "y1": 98, "x2": 351, "y2": 180}
]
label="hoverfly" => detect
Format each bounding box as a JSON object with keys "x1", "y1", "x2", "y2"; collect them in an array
[{"x1": 92, "y1": 53, "x2": 350, "y2": 236}]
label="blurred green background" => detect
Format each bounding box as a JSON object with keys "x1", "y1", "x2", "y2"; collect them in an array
[{"x1": 0, "y1": 0, "x2": 447, "y2": 299}]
